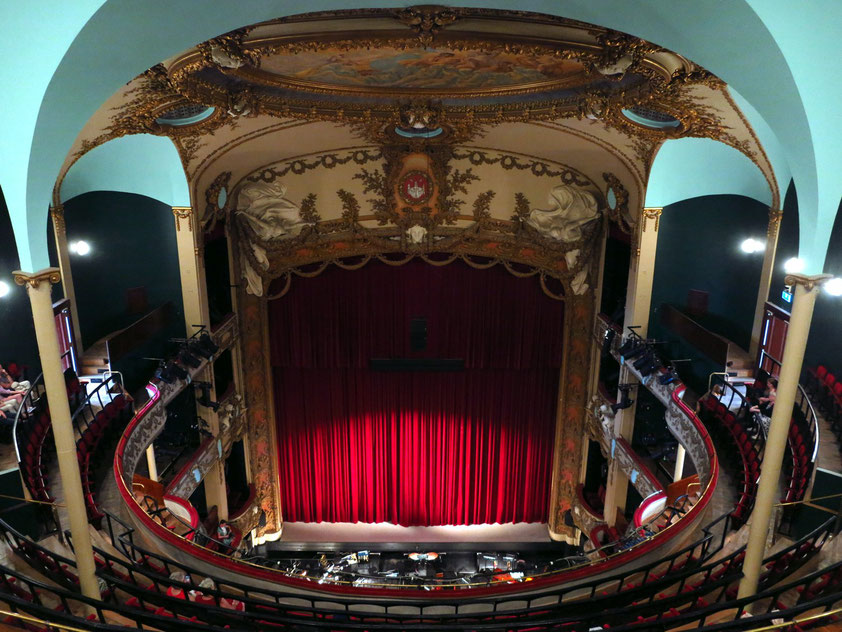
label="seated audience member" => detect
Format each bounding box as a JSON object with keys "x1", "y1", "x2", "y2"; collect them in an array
[
  {"x1": 749, "y1": 378, "x2": 777, "y2": 438},
  {"x1": 0, "y1": 393, "x2": 21, "y2": 415},
  {"x1": 166, "y1": 571, "x2": 189, "y2": 599},
  {"x1": 0, "y1": 364, "x2": 30, "y2": 392},
  {"x1": 188, "y1": 577, "x2": 218, "y2": 605},
  {"x1": 220, "y1": 593, "x2": 245, "y2": 611}
]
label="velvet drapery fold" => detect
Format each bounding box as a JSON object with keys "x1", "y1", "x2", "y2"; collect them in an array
[{"x1": 269, "y1": 260, "x2": 564, "y2": 525}]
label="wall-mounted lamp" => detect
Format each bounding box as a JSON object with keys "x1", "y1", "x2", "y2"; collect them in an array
[
  {"x1": 740, "y1": 238, "x2": 764, "y2": 254},
  {"x1": 69, "y1": 240, "x2": 91, "y2": 256},
  {"x1": 784, "y1": 257, "x2": 805, "y2": 273},
  {"x1": 0, "y1": 280, "x2": 10, "y2": 298}
]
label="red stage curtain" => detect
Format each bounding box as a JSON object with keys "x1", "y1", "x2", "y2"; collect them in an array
[
  {"x1": 274, "y1": 368, "x2": 557, "y2": 525},
  {"x1": 269, "y1": 260, "x2": 563, "y2": 525},
  {"x1": 269, "y1": 260, "x2": 565, "y2": 369}
]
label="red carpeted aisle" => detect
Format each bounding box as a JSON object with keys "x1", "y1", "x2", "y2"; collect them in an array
[{"x1": 268, "y1": 259, "x2": 564, "y2": 526}]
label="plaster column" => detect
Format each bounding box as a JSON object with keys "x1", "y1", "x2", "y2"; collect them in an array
[
  {"x1": 603, "y1": 208, "x2": 662, "y2": 526},
  {"x1": 13, "y1": 268, "x2": 100, "y2": 603},
  {"x1": 749, "y1": 209, "x2": 783, "y2": 356},
  {"x1": 146, "y1": 444, "x2": 158, "y2": 482},
  {"x1": 50, "y1": 205, "x2": 84, "y2": 354},
  {"x1": 673, "y1": 444, "x2": 686, "y2": 483},
  {"x1": 738, "y1": 273, "x2": 828, "y2": 600},
  {"x1": 172, "y1": 206, "x2": 228, "y2": 519}
]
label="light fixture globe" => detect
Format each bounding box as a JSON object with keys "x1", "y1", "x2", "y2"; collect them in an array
[
  {"x1": 784, "y1": 257, "x2": 806, "y2": 273},
  {"x1": 0, "y1": 280, "x2": 10, "y2": 298},
  {"x1": 740, "y1": 238, "x2": 764, "y2": 254},
  {"x1": 825, "y1": 277, "x2": 842, "y2": 296},
  {"x1": 70, "y1": 240, "x2": 91, "y2": 256}
]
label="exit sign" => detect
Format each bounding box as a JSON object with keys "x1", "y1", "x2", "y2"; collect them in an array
[{"x1": 781, "y1": 289, "x2": 793, "y2": 303}]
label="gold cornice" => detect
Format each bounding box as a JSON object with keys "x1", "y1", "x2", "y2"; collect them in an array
[
  {"x1": 172, "y1": 206, "x2": 193, "y2": 232},
  {"x1": 783, "y1": 273, "x2": 832, "y2": 292},
  {"x1": 13, "y1": 268, "x2": 62, "y2": 289},
  {"x1": 642, "y1": 206, "x2": 663, "y2": 232},
  {"x1": 50, "y1": 205, "x2": 66, "y2": 235}
]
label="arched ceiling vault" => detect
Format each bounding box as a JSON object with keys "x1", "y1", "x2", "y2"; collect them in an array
[
  {"x1": 54, "y1": 8, "x2": 774, "y2": 251},
  {"x1": 2, "y1": 1, "x2": 835, "y2": 273}
]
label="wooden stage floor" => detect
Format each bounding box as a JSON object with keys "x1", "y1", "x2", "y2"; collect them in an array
[{"x1": 268, "y1": 521, "x2": 561, "y2": 553}]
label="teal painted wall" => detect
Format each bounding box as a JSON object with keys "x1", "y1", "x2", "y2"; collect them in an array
[
  {"x1": 62, "y1": 191, "x2": 185, "y2": 355},
  {"x1": 0, "y1": 187, "x2": 41, "y2": 376},
  {"x1": 648, "y1": 194, "x2": 769, "y2": 391}
]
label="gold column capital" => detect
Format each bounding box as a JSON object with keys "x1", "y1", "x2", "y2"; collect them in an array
[
  {"x1": 50, "y1": 204, "x2": 66, "y2": 235},
  {"x1": 642, "y1": 207, "x2": 663, "y2": 232},
  {"x1": 172, "y1": 206, "x2": 193, "y2": 232},
  {"x1": 13, "y1": 267, "x2": 62, "y2": 289},
  {"x1": 783, "y1": 273, "x2": 832, "y2": 292}
]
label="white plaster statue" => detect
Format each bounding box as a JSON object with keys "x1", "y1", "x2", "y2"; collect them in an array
[
  {"x1": 209, "y1": 44, "x2": 244, "y2": 69},
  {"x1": 406, "y1": 224, "x2": 427, "y2": 244},
  {"x1": 526, "y1": 184, "x2": 601, "y2": 242},
  {"x1": 236, "y1": 180, "x2": 307, "y2": 296},
  {"x1": 236, "y1": 180, "x2": 307, "y2": 240}
]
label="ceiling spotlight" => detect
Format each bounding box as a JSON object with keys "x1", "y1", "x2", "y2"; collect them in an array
[
  {"x1": 0, "y1": 281, "x2": 9, "y2": 298},
  {"x1": 825, "y1": 277, "x2": 842, "y2": 296},
  {"x1": 69, "y1": 240, "x2": 91, "y2": 256},
  {"x1": 740, "y1": 238, "x2": 764, "y2": 254},
  {"x1": 784, "y1": 257, "x2": 805, "y2": 273}
]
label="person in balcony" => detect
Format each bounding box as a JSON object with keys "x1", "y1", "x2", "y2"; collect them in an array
[
  {"x1": 750, "y1": 378, "x2": 777, "y2": 438},
  {"x1": 0, "y1": 364, "x2": 30, "y2": 392},
  {"x1": 188, "y1": 577, "x2": 218, "y2": 605},
  {"x1": 216, "y1": 520, "x2": 234, "y2": 548}
]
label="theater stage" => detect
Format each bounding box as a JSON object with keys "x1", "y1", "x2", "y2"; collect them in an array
[{"x1": 268, "y1": 521, "x2": 561, "y2": 553}]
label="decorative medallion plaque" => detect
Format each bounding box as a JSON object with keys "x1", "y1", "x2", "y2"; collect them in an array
[{"x1": 398, "y1": 170, "x2": 434, "y2": 206}]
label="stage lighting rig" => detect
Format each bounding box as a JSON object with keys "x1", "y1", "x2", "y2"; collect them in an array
[
  {"x1": 187, "y1": 326, "x2": 220, "y2": 359},
  {"x1": 194, "y1": 381, "x2": 221, "y2": 411},
  {"x1": 146, "y1": 358, "x2": 188, "y2": 384},
  {"x1": 658, "y1": 359, "x2": 691, "y2": 385},
  {"x1": 611, "y1": 384, "x2": 638, "y2": 413}
]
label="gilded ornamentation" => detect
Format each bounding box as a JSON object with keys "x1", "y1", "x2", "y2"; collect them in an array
[
  {"x1": 767, "y1": 208, "x2": 784, "y2": 239},
  {"x1": 642, "y1": 207, "x2": 663, "y2": 233},
  {"x1": 452, "y1": 149, "x2": 592, "y2": 187},
  {"x1": 238, "y1": 292, "x2": 282, "y2": 535},
  {"x1": 203, "y1": 171, "x2": 232, "y2": 227},
  {"x1": 783, "y1": 273, "x2": 833, "y2": 292},
  {"x1": 172, "y1": 206, "x2": 193, "y2": 232},
  {"x1": 50, "y1": 205, "x2": 66, "y2": 235},
  {"x1": 472, "y1": 190, "x2": 495, "y2": 220},
  {"x1": 13, "y1": 268, "x2": 62, "y2": 289},
  {"x1": 246, "y1": 150, "x2": 382, "y2": 184},
  {"x1": 549, "y1": 293, "x2": 593, "y2": 542},
  {"x1": 602, "y1": 172, "x2": 633, "y2": 232},
  {"x1": 394, "y1": 6, "x2": 461, "y2": 46}
]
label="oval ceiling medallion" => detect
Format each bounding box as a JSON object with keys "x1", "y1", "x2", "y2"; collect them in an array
[
  {"x1": 621, "y1": 105, "x2": 681, "y2": 129},
  {"x1": 155, "y1": 104, "x2": 215, "y2": 127}
]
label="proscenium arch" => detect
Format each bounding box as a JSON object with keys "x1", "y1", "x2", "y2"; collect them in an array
[
  {"x1": 5, "y1": 1, "x2": 819, "y2": 273},
  {"x1": 59, "y1": 134, "x2": 190, "y2": 207},
  {"x1": 645, "y1": 138, "x2": 774, "y2": 209}
]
